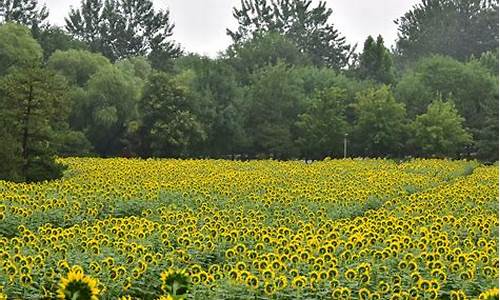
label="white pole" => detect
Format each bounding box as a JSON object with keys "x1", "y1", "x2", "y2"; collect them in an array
[{"x1": 344, "y1": 133, "x2": 348, "y2": 159}]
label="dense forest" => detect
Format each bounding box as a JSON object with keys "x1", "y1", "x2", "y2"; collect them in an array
[{"x1": 0, "y1": 0, "x2": 498, "y2": 182}]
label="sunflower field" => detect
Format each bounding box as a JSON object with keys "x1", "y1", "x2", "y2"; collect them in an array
[{"x1": 0, "y1": 158, "x2": 498, "y2": 300}]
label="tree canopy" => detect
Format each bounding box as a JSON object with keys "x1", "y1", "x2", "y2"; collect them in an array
[
  {"x1": 65, "y1": 0, "x2": 181, "y2": 62},
  {"x1": 356, "y1": 35, "x2": 395, "y2": 84},
  {"x1": 352, "y1": 86, "x2": 408, "y2": 157},
  {"x1": 0, "y1": 0, "x2": 48, "y2": 34},
  {"x1": 0, "y1": 67, "x2": 69, "y2": 182},
  {"x1": 410, "y1": 99, "x2": 472, "y2": 157},
  {"x1": 228, "y1": 0, "x2": 352, "y2": 69},
  {"x1": 0, "y1": 22, "x2": 42, "y2": 75},
  {"x1": 394, "y1": 0, "x2": 499, "y2": 64}
]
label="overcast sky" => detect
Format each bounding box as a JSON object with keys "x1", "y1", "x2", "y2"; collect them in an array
[{"x1": 43, "y1": 0, "x2": 420, "y2": 57}]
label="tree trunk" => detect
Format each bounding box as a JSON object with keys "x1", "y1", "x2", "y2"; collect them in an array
[{"x1": 22, "y1": 84, "x2": 33, "y2": 175}]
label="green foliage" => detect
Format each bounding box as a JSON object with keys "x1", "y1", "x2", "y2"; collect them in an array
[
  {"x1": 296, "y1": 87, "x2": 349, "y2": 158},
  {"x1": 445, "y1": 161, "x2": 479, "y2": 180},
  {"x1": 352, "y1": 86, "x2": 408, "y2": 157},
  {"x1": 47, "y1": 49, "x2": 111, "y2": 87},
  {"x1": 476, "y1": 49, "x2": 499, "y2": 76},
  {"x1": 0, "y1": 127, "x2": 23, "y2": 181},
  {"x1": 65, "y1": 0, "x2": 181, "y2": 62},
  {"x1": 0, "y1": 67, "x2": 69, "y2": 182},
  {"x1": 396, "y1": 55, "x2": 497, "y2": 161},
  {"x1": 139, "y1": 71, "x2": 207, "y2": 157},
  {"x1": 410, "y1": 99, "x2": 473, "y2": 158},
  {"x1": 0, "y1": 22, "x2": 42, "y2": 75},
  {"x1": 394, "y1": 0, "x2": 499, "y2": 63},
  {"x1": 83, "y1": 66, "x2": 143, "y2": 156},
  {"x1": 228, "y1": 0, "x2": 352, "y2": 69},
  {"x1": 474, "y1": 106, "x2": 499, "y2": 162},
  {"x1": 356, "y1": 35, "x2": 395, "y2": 84},
  {"x1": 395, "y1": 55, "x2": 499, "y2": 129},
  {"x1": 226, "y1": 32, "x2": 309, "y2": 83},
  {"x1": 116, "y1": 56, "x2": 152, "y2": 81},
  {"x1": 363, "y1": 195, "x2": 385, "y2": 211},
  {"x1": 173, "y1": 55, "x2": 248, "y2": 156},
  {"x1": 294, "y1": 66, "x2": 374, "y2": 102},
  {"x1": 0, "y1": 1, "x2": 496, "y2": 170},
  {"x1": 37, "y1": 26, "x2": 88, "y2": 60},
  {"x1": 245, "y1": 63, "x2": 305, "y2": 158},
  {"x1": 52, "y1": 127, "x2": 93, "y2": 157},
  {"x1": 0, "y1": 0, "x2": 48, "y2": 35}
]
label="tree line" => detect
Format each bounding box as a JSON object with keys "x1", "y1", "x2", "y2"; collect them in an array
[{"x1": 0, "y1": 0, "x2": 498, "y2": 182}]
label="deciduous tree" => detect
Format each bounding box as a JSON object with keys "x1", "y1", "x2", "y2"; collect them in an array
[
  {"x1": 296, "y1": 87, "x2": 349, "y2": 158},
  {"x1": 410, "y1": 99, "x2": 472, "y2": 157},
  {"x1": 0, "y1": 22, "x2": 42, "y2": 76},
  {"x1": 394, "y1": 0, "x2": 499, "y2": 63},
  {"x1": 66, "y1": 0, "x2": 181, "y2": 62},
  {"x1": 228, "y1": 0, "x2": 352, "y2": 69},
  {"x1": 352, "y1": 86, "x2": 407, "y2": 157},
  {"x1": 0, "y1": 0, "x2": 48, "y2": 35},
  {"x1": 139, "y1": 72, "x2": 206, "y2": 157}
]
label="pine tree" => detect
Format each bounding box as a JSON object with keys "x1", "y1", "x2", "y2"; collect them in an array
[
  {"x1": 357, "y1": 35, "x2": 395, "y2": 84},
  {"x1": 0, "y1": 67, "x2": 69, "y2": 182}
]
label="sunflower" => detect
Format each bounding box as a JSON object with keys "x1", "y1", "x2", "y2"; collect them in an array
[
  {"x1": 156, "y1": 296, "x2": 175, "y2": 300},
  {"x1": 263, "y1": 281, "x2": 275, "y2": 295},
  {"x1": 358, "y1": 288, "x2": 370, "y2": 300},
  {"x1": 332, "y1": 288, "x2": 343, "y2": 299},
  {"x1": 291, "y1": 276, "x2": 306, "y2": 288},
  {"x1": 450, "y1": 290, "x2": 467, "y2": 300},
  {"x1": 378, "y1": 281, "x2": 390, "y2": 294},
  {"x1": 344, "y1": 268, "x2": 357, "y2": 281},
  {"x1": 271, "y1": 275, "x2": 286, "y2": 290},
  {"x1": 245, "y1": 275, "x2": 259, "y2": 289},
  {"x1": 57, "y1": 268, "x2": 100, "y2": 300},
  {"x1": 479, "y1": 288, "x2": 499, "y2": 300},
  {"x1": 160, "y1": 268, "x2": 190, "y2": 297}
]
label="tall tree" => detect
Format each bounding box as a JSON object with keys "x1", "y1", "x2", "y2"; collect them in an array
[
  {"x1": 174, "y1": 55, "x2": 248, "y2": 156},
  {"x1": 82, "y1": 66, "x2": 142, "y2": 156},
  {"x1": 475, "y1": 105, "x2": 498, "y2": 161},
  {"x1": 352, "y1": 86, "x2": 408, "y2": 157},
  {"x1": 0, "y1": 22, "x2": 42, "y2": 76},
  {"x1": 0, "y1": 67, "x2": 69, "y2": 182},
  {"x1": 356, "y1": 35, "x2": 395, "y2": 84},
  {"x1": 227, "y1": 0, "x2": 352, "y2": 69},
  {"x1": 394, "y1": 55, "x2": 498, "y2": 132},
  {"x1": 139, "y1": 71, "x2": 206, "y2": 157},
  {"x1": 47, "y1": 49, "x2": 112, "y2": 142},
  {"x1": 295, "y1": 87, "x2": 349, "y2": 159},
  {"x1": 47, "y1": 49, "x2": 111, "y2": 87},
  {"x1": 37, "y1": 26, "x2": 88, "y2": 60},
  {"x1": 65, "y1": 0, "x2": 181, "y2": 62},
  {"x1": 476, "y1": 49, "x2": 499, "y2": 76},
  {"x1": 394, "y1": 0, "x2": 499, "y2": 64},
  {"x1": 0, "y1": 0, "x2": 48, "y2": 35},
  {"x1": 225, "y1": 32, "x2": 309, "y2": 84},
  {"x1": 245, "y1": 62, "x2": 305, "y2": 158},
  {"x1": 410, "y1": 99, "x2": 472, "y2": 157}
]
